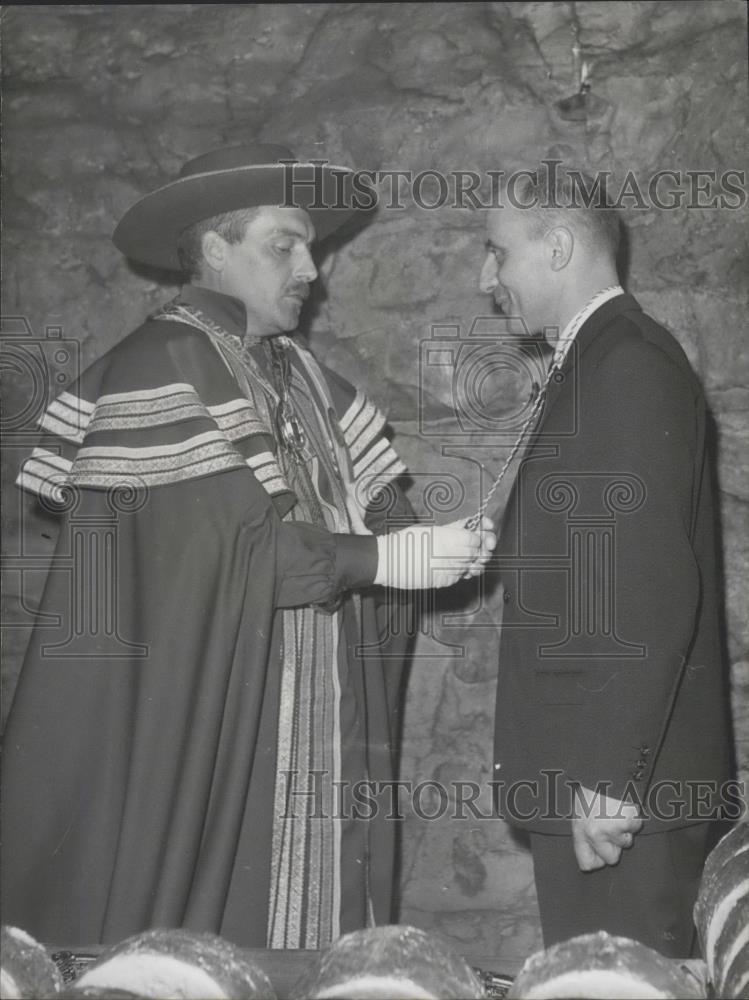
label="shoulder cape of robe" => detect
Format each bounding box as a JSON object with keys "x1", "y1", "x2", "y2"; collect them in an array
[{"x1": 2, "y1": 304, "x2": 414, "y2": 947}]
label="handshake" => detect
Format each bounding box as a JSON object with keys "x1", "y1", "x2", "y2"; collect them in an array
[{"x1": 373, "y1": 517, "x2": 497, "y2": 590}]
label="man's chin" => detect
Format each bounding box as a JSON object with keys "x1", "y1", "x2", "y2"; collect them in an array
[{"x1": 274, "y1": 305, "x2": 302, "y2": 333}]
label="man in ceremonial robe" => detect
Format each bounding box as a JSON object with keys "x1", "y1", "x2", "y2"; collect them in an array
[{"x1": 2, "y1": 144, "x2": 494, "y2": 949}]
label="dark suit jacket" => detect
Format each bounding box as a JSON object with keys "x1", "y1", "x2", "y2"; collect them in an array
[{"x1": 493, "y1": 294, "x2": 733, "y2": 834}]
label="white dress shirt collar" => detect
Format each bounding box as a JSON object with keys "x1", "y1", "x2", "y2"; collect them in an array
[{"x1": 552, "y1": 285, "x2": 624, "y2": 368}]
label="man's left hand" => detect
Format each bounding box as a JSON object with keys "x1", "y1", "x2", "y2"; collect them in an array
[{"x1": 571, "y1": 784, "x2": 643, "y2": 871}]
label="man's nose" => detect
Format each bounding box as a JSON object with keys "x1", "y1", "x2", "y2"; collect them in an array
[
  {"x1": 294, "y1": 247, "x2": 318, "y2": 283},
  {"x1": 479, "y1": 253, "x2": 498, "y2": 294}
]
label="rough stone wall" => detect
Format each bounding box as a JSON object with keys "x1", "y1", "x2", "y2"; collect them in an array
[{"x1": 2, "y1": 2, "x2": 747, "y2": 966}]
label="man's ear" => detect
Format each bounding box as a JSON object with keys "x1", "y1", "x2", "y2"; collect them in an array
[
  {"x1": 201, "y1": 231, "x2": 227, "y2": 273},
  {"x1": 546, "y1": 225, "x2": 574, "y2": 271}
]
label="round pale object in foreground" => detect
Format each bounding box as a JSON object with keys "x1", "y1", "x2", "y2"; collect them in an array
[
  {"x1": 507, "y1": 931, "x2": 706, "y2": 999},
  {"x1": 292, "y1": 925, "x2": 486, "y2": 999},
  {"x1": 1, "y1": 925, "x2": 63, "y2": 1000},
  {"x1": 73, "y1": 929, "x2": 274, "y2": 999}
]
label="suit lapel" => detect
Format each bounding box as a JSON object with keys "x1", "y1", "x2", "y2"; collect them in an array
[{"x1": 542, "y1": 293, "x2": 640, "y2": 415}]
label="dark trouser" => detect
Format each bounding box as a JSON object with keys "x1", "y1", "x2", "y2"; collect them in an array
[{"x1": 529, "y1": 823, "x2": 718, "y2": 958}]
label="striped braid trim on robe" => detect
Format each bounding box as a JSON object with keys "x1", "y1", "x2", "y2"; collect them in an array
[
  {"x1": 338, "y1": 388, "x2": 406, "y2": 509},
  {"x1": 14, "y1": 299, "x2": 406, "y2": 949},
  {"x1": 16, "y1": 306, "x2": 406, "y2": 516},
  {"x1": 15, "y1": 335, "x2": 292, "y2": 506}
]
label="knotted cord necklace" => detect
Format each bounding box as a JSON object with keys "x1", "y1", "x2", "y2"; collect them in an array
[
  {"x1": 464, "y1": 287, "x2": 621, "y2": 531},
  {"x1": 464, "y1": 358, "x2": 561, "y2": 530}
]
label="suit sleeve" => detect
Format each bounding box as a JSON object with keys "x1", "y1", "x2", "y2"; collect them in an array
[{"x1": 560, "y1": 336, "x2": 702, "y2": 802}]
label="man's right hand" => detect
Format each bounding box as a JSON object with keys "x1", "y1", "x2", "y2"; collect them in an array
[
  {"x1": 374, "y1": 517, "x2": 496, "y2": 590},
  {"x1": 571, "y1": 784, "x2": 644, "y2": 871}
]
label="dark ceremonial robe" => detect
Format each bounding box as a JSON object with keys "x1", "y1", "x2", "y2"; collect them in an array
[
  {"x1": 2, "y1": 286, "x2": 413, "y2": 949},
  {"x1": 492, "y1": 293, "x2": 733, "y2": 953}
]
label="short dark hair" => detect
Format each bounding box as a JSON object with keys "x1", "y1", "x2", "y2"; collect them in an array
[
  {"x1": 176, "y1": 207, "x2": 262, "y2": 280},
  {"x1": 510, "y1": 163, "x2": 620, "y2": 259}
]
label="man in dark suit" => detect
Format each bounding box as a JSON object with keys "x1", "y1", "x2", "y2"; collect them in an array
[{"x1": 480, "y1": 164, "x2": 733, "y2": 957}]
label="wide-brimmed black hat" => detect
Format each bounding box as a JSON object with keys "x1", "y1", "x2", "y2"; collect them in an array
[{"x1": 112, "y1": 143, "x2": 359, "y2": 271}]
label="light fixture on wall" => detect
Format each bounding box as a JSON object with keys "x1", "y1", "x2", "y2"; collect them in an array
[{"x1": 555, "y1": 6, "x2": 608, "y2": 122}]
